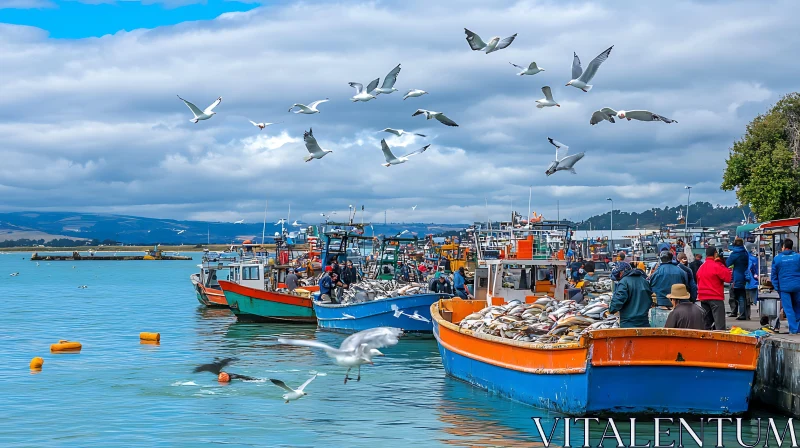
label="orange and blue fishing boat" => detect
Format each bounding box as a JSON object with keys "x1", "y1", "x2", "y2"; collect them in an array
[{"x1": 432, "y1": 221, "x2": 761, "y2": 415}]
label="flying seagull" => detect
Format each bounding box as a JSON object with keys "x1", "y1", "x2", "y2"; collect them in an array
[
  {"x1": 176, "y1": 229, "x2": 186, "y2": 235},
  {"x1": 536, "y1": 86, "x2": 560, "y2": 108},
  {"x1": 381, "y1": 128, "x2": 426, "y2": 138},
  {"x1": 373, "y1": 64, "x2": 401, "y2": 95},
  {"x1": 10, "y1": 272, "x2": 19, "y2": 277},
  {"x1": 464, "y1": 28, "x2": 517, "y2": 54},
  {"x1": 349, "y1": 79, "x2": 380, "y2": 102},
  {"x1": 194, "y1": 357, "x2": 238, "y2": 375},
  {"x1": 545, "y1": 138, "x2": 585, "y2": 176},
  {"x1": 590, "y1": 108, "x2": 618, "y2": 125},
  {"x1": 412, "y1": 109, "x2": 458, "y2": 127},
  {"x1": 292, "y1": 220, "x2": 302, "y2": 227},
  {"x1": 412, "y1": 205, "x2": 417, "y2": 210},
  {"x1": 288, "y1": 99, "x2": 329, "y2": 114},
  {"x1": 616, "y1": 110, "x2": 678, "y2": 123},
  {"x1": 403, "y1": 89, "x2": 427, "y2": 100},
  {"x1": 380, "y1": 140, "x2": 430, "y2": 167},
  {"x1": 249, "y1": 120, "x2": 280, "y2": 130},
  {"x1": 510, "y1": 61, "x2": 544, "y2": 76},
  {"x1": 277, "y1": 327, "x2": 402, "y2": 384},
  {"x1": 234, "y1": 219, "x2": 244, "y2": 224},
  {"x1": 177, "y1": 95, "x2": 221, "y2": 123},
  {"x1": 303, "y1": 128, "x2": 333, "y2": 162},
  {"x1": 567, "y1": 46, "x2": 613, "y2": 92},
  {"x1": 270, "y1": 375, "x2": 317, "y2": 403}
]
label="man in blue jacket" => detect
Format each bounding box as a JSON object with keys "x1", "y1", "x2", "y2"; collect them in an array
[
  {"x1": 649, "y1": 251, "x2": 688, "y2": 309},
  {"x1": 772, "y1": 239, "x2": 800, "y2": 334},
  {"x1": 745, "y1": 244, "x2": 759, "y2": 306},
  {"x1": 609, "y1": 264, "x2": 653, "y2": 328},
  {"x1": 453, "y1": 267, "x2": 468, "y2": 299},
  {"x1": 726, "y1": 238, "x2": 750, "y2": 319}
]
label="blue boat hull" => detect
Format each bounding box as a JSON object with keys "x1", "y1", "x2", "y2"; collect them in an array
[{"x1": 314, "y1": 293, "x2": 441, "y2": 334}]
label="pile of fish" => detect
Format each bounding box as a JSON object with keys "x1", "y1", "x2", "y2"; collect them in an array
[
  {"x1": 341, "y1": 280, "x2": 428, "y2": 304},
  {"x1": 457, "y1": 295, "x2": 619, "y2": 345},
  {"x1": 584, "y1": 277, "x2": 613, "y2": 293}
]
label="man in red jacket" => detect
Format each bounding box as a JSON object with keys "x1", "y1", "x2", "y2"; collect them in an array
[{"x1": 696, "y1": 247, "x2": 732, "y2": 330}]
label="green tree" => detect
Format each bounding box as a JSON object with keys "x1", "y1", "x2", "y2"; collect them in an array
[{"x1": 722, "y1": 93, "x2": 800, "y2": 220}]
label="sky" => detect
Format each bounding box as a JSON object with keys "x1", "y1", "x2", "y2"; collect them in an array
[{"x1": 0, "y1": 0, "x2": 797, "y2": 225}]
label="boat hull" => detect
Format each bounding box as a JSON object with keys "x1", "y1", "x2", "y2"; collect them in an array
[
  {"x1": 219, "y1": 280, "x2": 316, "y2": 324},
  {"x1": 314, "y1": 293, "x2": 442, "y2": 334},
  {"x1": 432, "y1": 300, "x2": 760, "y2": 416}
]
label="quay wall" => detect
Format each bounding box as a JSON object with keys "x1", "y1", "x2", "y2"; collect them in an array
[{"x1": 753, "y1": 337, "x2": 800, "y2": 416}]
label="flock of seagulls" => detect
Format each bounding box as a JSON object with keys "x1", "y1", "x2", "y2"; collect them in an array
[{"x1": 176, "y1": 28, "x2": 678, "y2": 177}]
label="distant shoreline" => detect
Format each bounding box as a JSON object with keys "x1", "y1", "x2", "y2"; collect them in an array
[{"x1": 1, "y1": 244, "x2": 234, "y2": 253}]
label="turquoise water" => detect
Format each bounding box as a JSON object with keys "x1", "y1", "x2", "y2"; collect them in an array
[{"x1": 0, "y1": 254, "x2": 790, "y2": 447}]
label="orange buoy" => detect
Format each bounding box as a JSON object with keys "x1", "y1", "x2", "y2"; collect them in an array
[
  {"x1": 50, "y1": 340, "x2": 82, "y2": 352},
  {"x1": 218, "y1": 372, "x2": 230, "y2": 383},
  {"x1": 30, "y1": 357, "x2": 44, "y2": 369},
  {"x1": 139, "y1": 332, "x2": 160, "y2": 342}
]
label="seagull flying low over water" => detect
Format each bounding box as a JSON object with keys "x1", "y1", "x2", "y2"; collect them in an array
[
  {"x1": 249, "y1": 120, "x2": 280, "y2": 130},
  {"x1": 380, "y1": 140, "x2": 430, "y2": 167},
  {"x1": 567, "y1": 46, "x2": 613, "y2": 92},
  {"x1": 373, "y1": 64, "x2": 401, "y2": 95},
  {"x1": 381, "y1": 128, "x2": 426, "y2": 138},
  {"x1": 270, "y1": 375, "x2": 317, "y2": 404},
  {"x1": 178, "y1": 95, "x2": 222, "y2": 123},
  {"x1": 545, "y1": 138, "x2": 585, "y2": 176},
  {"x1": 289, "y1": 99, "x2": 329, "y2": 114},
  {"x1": 412, "y1": 109, "x2": 458, "y2": 127},
  {"x1": 590, "y1": 107, "x2": 618, "y2": 125},
  {"x1": 10, "y1": 272, "x2": 19, "y2": 276},
  {"x1": 234, "y1": 219, "x2": 244, "y2": 224},
  {"x1": 194, "y1": 357, "x2": 238, "y2": 375},
  {"x1": 510, "y1": 61, "x2": 544, "y2": 76},
  {"x1": 403, "y1": 89, "x2": 427, "y2": 100},
  {"x1": 349, "y1": 79, "x2": 380, "y2": 102},
  {"x1": 278, "y1": 327, "x2": 402, "y2": 384},
  {"x1": 303, "y1": 128, "x2": 333, "y2": 162},
  {"x1": 617, "y1": 110, "x2": 678, "y2": 123},
  {"x1": 464, "y1": 28, "x2": 517, "y2": 54},
  {"x1": 536, "y1": 86, "x2": 560, "y2": 108}
]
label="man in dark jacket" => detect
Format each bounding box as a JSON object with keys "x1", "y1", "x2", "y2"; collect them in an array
[
  {"x1": 430, "y1": 276, "x2": 453, "y2": 294},
  {"x1": 772, "y1": 239, "x2": 800, "y2": 334},
  {"x1": 665, "y1": 284, "x2": 705, "y2": 330},
  {"x1": 676, "y1": 253, "x2": 698, "y2": 302},
  {"x1": 609, "y1": 265, "x2": 653, "y2": 328},
  {"x1": 689, "y1": 253, "x2": 703, "y2": 282},
  {"x1": 648, "y1": 251, "x2": 688, "y2": 309},
  {"x1": 726, "y1": 238, "x2": 750, "y2": 319},
  {"x1": 341, "y1": 260, "x2": 359, "y2": 287}
]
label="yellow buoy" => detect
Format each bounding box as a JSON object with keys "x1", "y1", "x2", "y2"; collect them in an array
[
  {"x1": 139, "y1": 332, "x2": 160, "y2": 342},
  {"x1": 50, "y1": 340, "x2": 82, "y2": 352},
  {"x1": 30, "y1": 357, "x2": 44, "y2": 369}
]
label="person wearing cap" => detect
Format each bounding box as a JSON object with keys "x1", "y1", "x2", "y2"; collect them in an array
[
  {"x1": 726, "y1": 237, "x2": 750, "y2": 319},
  {"x1": 664, "y1": 284, "x2": 705, "y2": 330},
  {"x1": 453, "y1": 267, "x2": 468, "y2": 299},
  {"x1": 319, "y1": 266, "x2": 334, "y2": 303},
  {"x1": 697, "y1": 246, "x2": 732, "y2": 330},
  {"x1": 285, "y1": 269, "x2": 299, "y2": 293},
  {"x1": 610, "y1": 251, "x2": 631, "y2": 282},
  {"x1": 648, "y1": 250, "x2": 688, "y2": 310},
  {"x1": 609, "y1": 263, "x2": 653, "y2": 328}
]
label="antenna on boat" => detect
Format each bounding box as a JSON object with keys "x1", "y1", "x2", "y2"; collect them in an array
[
  {"x1": 261, "y1": 198, "x2": 268, "y2": 245},
  {"x1": 528, "y1": 186, "x2": 532, "y2": 228}
]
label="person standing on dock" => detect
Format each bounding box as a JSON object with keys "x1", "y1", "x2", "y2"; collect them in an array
[
  {"x1": 697, "y1": 247, "x2": 732, "y2": 331},
  {"x1": 771, "y1": 239, "x2": 800, "y2": 334},
  {"x1": 609, "y1": 264, "x2": 653, "y2": 328},
  {"x1": 689, "y1": 253, "x2": 703, "y2": 282},
  {"x1": 675, "y1": 253, "x2": 697, "y2": 302},
  {"x1": 664, "y1": 284, "x2": 705, "y2": 330},
  {"x1": 453, "y1": 267, "x2": 468, "y2": 300},
  {"x1": 610, "y1": 251, "x2": 631, "y2": 282},
  {"x1": 745, "y1": 244, "x2": 759, "y2": 306},
  {"x1": 648, "y1": 251, "x2": 688, "y2": 310},
  {"x1": 726, "y1": 238, "x2": 750, "y2": 320}
]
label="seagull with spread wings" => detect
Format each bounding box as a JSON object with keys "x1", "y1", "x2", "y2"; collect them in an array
[
  {"x1": 464, "y1": 28, "x2": 517, "y2": 54},
  {"x1": 373, "y1": 64, "x2": 401, "y2": 95},
  {"x1": 380, "y1": 140, "x2": 430, "y2": 167},
  {"x1": 349, "y1": 79, "x2": 380, "y2": 102},
  {"x1": 302, "y1": 128, "x2": 333, "y2": 162},
  {"x1": 403, "y1": 89, "x2": 427, "y2": 100},
  {"x1": 536, "y1": 86, "x2": 560, "y2": 108},
  {"x1": 380, "y1": 128, "x2": 426, "y2": 138},
  {"x1": 288, "y1": 99, "x2": 329, "y2": 114},
  {"x1": 412, "y1": 109, "x2": 458, "y2": 127},
  {"x1": 567, "y1": 46, "x2": 613, "y2": 92},
  {"x1": 545, "y1": 138, "x2": 585, "y2": 176},
  {"x1": 177, "y1": 95, "x2": 221, "y2": 123},
  {"x1": 616, "y1": 110, "x2": 678, "y2": 123},
  {"x1": 590, "y1": 107, "x2": 618, "y2": 125},
  {"x1": 510, "y1": 61, "x2": 545, "y2": 76},
  {"x1": 249, "y1": 120, "x2": 280, "y2": 130},
  {"x1": 270, "y1": 375, "x2": 317, "y2": 403}
]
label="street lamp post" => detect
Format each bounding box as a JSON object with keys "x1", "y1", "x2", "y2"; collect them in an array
[
  {"x1": 684, "y1": 186, "x2": 692, "y2": 242},
  {"x1": 606, "y1": 198, "x2": 613, "y2": 253}
]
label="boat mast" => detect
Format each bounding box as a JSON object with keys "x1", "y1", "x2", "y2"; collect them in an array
[{"x1": 261, "y1": 198, "x2": 268, "y2": 245}]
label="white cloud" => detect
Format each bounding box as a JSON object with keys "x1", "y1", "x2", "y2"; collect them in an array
[{"x1": 0, "y1": 0, "x2": 796, "y2": 223}]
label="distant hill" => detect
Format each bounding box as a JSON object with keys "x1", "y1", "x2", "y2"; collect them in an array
[
  {"x1": 577, "y1": 202, "x2": 753, "y2": 231},
  {"x1": 0, "y1": 212, "x2": 465, "y2": 245}
]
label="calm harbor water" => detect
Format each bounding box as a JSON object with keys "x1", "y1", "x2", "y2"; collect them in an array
[{"x1": 0, "y1": 253, "x2": 790, "y2": 447}]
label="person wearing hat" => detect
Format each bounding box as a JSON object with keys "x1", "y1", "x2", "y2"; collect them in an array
[
  {"x1": 319, "y1": 266, "x2": 335, "y2": 303},
  {"x1": 608, "y1": 263, "x2": 653, "y2": 328},
  {"x1": 285, "y1": 269, "x2": 299, "y2": 293},
  {"x1": 664, "y1": 284, "x2": 705, "y2": 330}
]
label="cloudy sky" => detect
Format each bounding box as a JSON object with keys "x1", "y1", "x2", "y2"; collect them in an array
[{"x1": 0, "y1": 0, "x2": 796, "y2": 225}]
